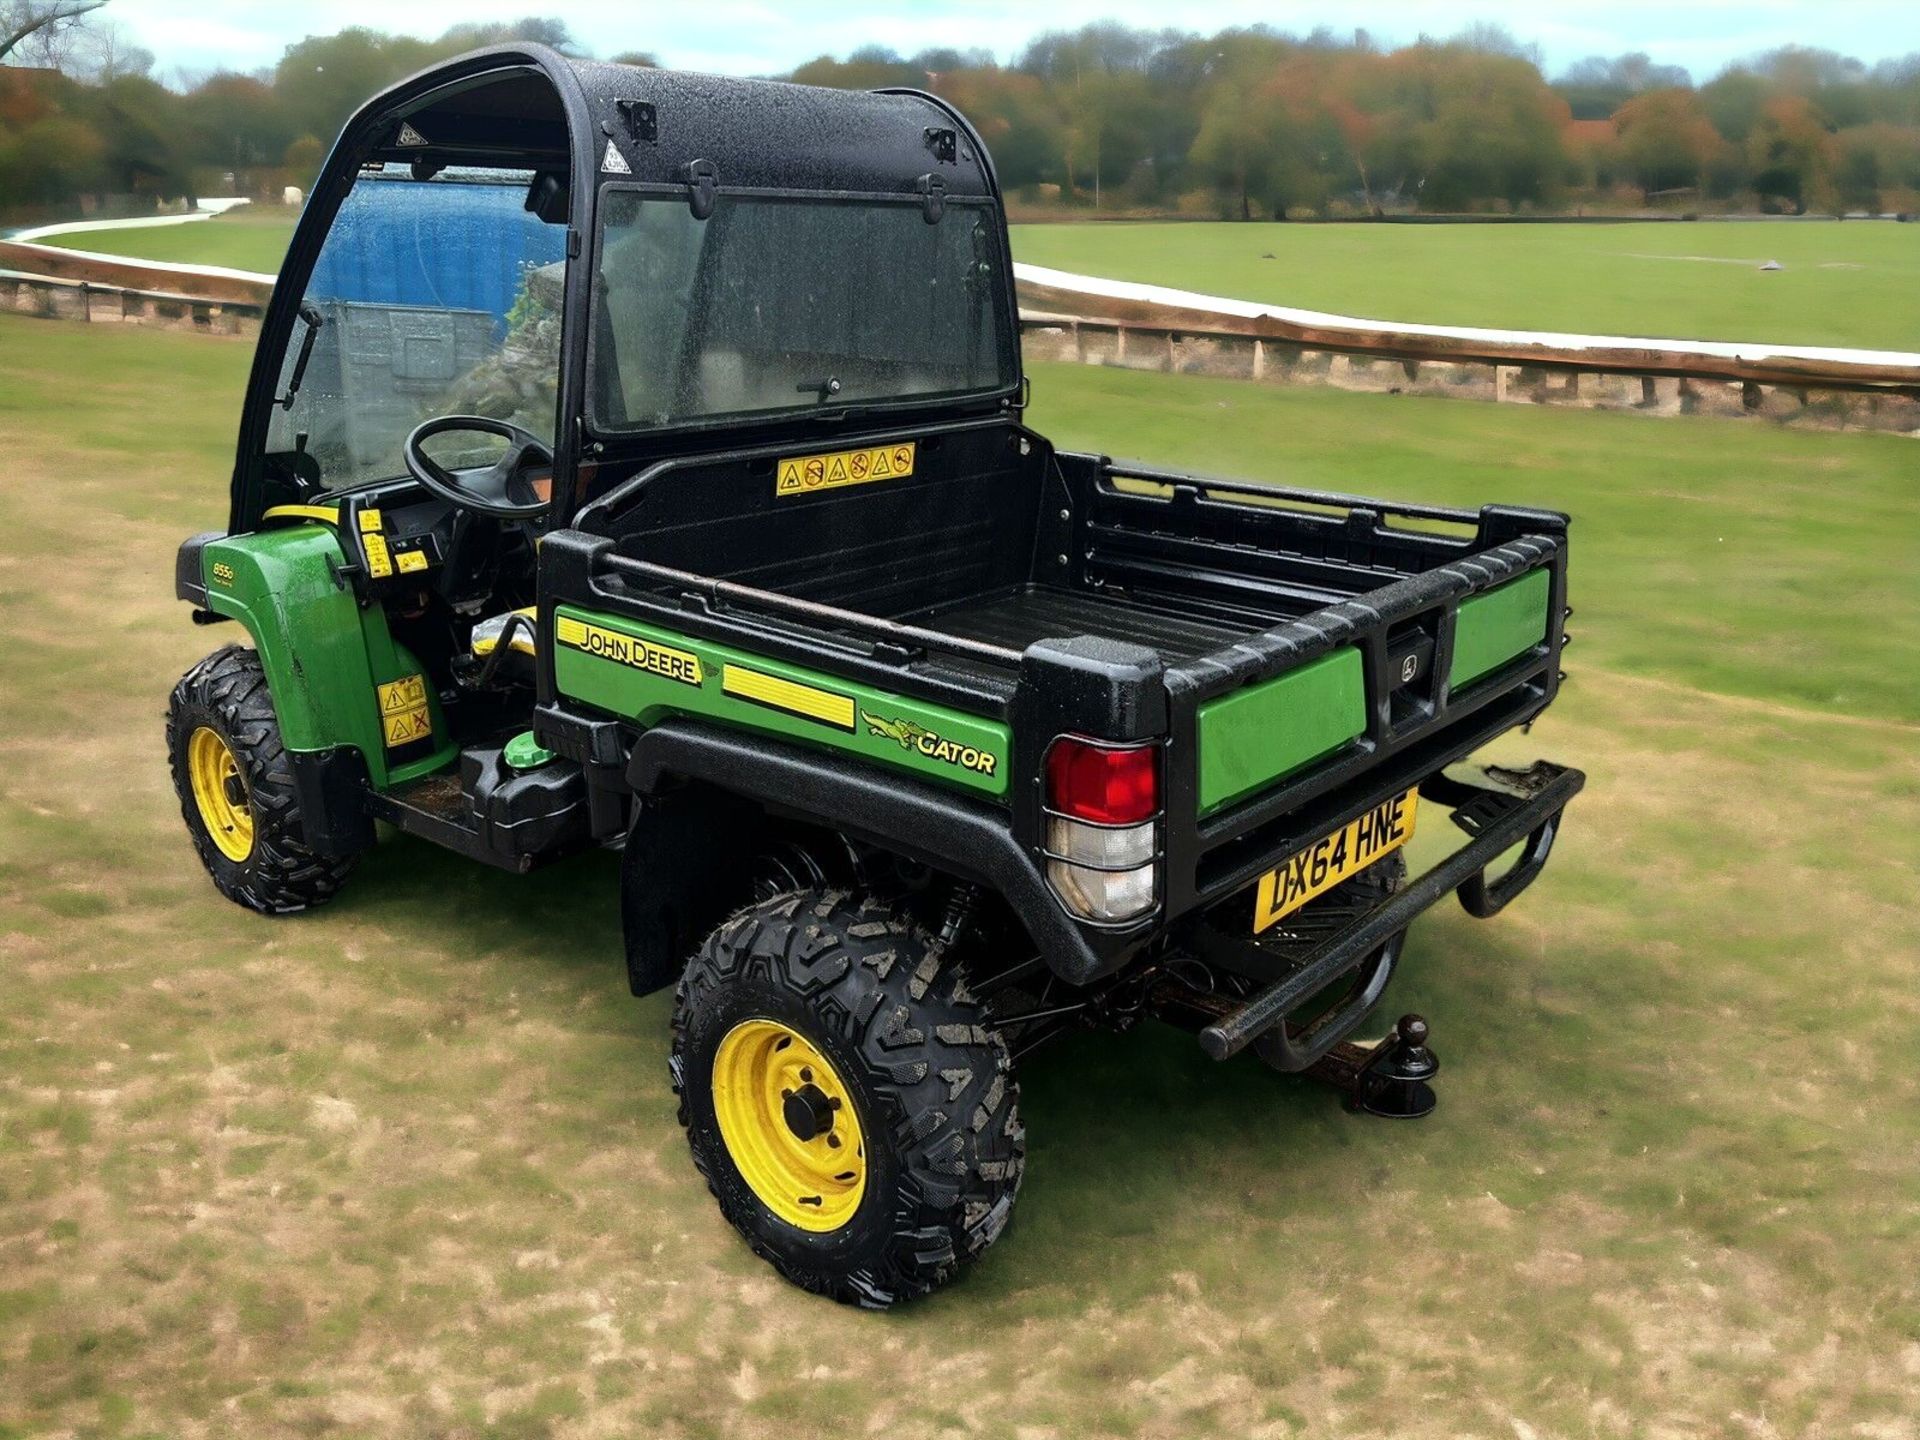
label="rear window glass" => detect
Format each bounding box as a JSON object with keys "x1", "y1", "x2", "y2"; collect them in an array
[{"x1": 590, "y1": 191, "x2": 1016, "y2": 431}]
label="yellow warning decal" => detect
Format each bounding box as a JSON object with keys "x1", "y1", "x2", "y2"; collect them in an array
[
  {"x1": 555, "y1": 615, "x2": 703, "y2": 687},
  {"x1": 363, "y1": 532, "x2": 394, "y2": 579},
  {"x1": 775, "y1": 442, "x2": 915, "y2": 498},
  {"x1": 722, "y1": 665, "x2": 856, "y2": 731},
  {"x1": 396, "y1": 547, "x2": 429, "y2": 574},
  {"x1": 377, "y1": 674, "x2": 433, "y2": 748},
  {"x1": 358, "y1": 508, "x2": 384, "y2": 533}
]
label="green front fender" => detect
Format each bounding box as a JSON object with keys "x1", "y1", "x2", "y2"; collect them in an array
[{"x1": 197, "y1": 524, "x2": 456, "y2": 788}]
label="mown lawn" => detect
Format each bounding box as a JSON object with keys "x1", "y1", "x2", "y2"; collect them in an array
[
  {"x1": 43, "y1": 211, "x2": 1920, "y2": 352},
  {"x1": 35, "y1": 210, "x2": 295, "y2": 274},
  {"x1": 2, "y1": 314, "x2": 1916, "y2": 1439},
  {"x1": 1014, "y1": 219, "x2": 1920, "y2": 351}
]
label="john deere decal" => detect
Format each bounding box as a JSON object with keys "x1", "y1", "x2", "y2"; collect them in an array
[
  {"x1": 775, "y1": 442, "x2": 915, "y2": 497},
  {"x1": 555, "y1": 615, "x2": 703, "y2": 687},
  {"x1": 862, "y1": 710, "x2": 998, "y2": 777}
]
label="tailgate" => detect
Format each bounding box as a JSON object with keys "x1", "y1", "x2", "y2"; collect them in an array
[
  {"x1": 1194, "y1": 565, "x2": 1554, "y2": 814},
  {"x1": 1161, "y1": 527, "x2": 1569, "y2": 922}
]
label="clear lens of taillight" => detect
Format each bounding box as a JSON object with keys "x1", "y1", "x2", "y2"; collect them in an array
[
  {"x1": 1043, "y1": 738, "x2": 1161, "y2": 923},
  {"x1": 1047, "y1": 815, "x2": 1154, "y2": 869},
  {"x1": 1046, "y1": 849, "x2": 1158, "y2": 922}
]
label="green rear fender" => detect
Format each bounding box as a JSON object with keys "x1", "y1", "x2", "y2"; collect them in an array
[
  {"x1": 196, "y1": 524, "x2": 456, "y2": 788},
  {"x1": 551, "y1": 607, "x2": 1011, "y2": 799}
]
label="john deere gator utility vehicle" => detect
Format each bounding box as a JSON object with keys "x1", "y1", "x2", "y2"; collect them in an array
[{"x1": 168, "y1": 46, "x2": 1584, "y2": 1307}]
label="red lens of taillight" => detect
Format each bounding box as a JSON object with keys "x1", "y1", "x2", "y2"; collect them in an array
[{"x1": 1045, "y1": 738, "x2": 1160, "y2": 825}]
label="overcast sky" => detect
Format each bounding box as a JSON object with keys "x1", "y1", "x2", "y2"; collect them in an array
[{"x1": 113, "y1": 0, "x2": 1920, "y2": 84}]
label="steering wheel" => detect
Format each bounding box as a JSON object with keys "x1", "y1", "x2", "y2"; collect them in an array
[{"x1": 403, "y1": 416, "x2": 554, "y2": 521}]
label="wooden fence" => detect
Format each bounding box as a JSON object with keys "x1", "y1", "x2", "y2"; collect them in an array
[{"x1": 4, "y1": 240, "x2": 1916, "y2": 430}]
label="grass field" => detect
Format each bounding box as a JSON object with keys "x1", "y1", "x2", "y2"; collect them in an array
[
  {"x1": 39, "y1": 210, "x2": 1920, "y2": 352},
  {"x1": 35, "y1": 211, "x2": 295, "y2": 274},
  {"x1": 1015, "y1": 220, "x2": 1920, "y2": 351},
  {"x1": 3, "y1": 314, "x2": 1918, "y2": 1439}
]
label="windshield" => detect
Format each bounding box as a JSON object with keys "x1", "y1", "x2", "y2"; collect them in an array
[
  {"x1": 590, "y1": 191, "x2": 1016, "y2": 431},
  {"x1": 267, "y1": 166, "x2": 567, "y2": 489}
]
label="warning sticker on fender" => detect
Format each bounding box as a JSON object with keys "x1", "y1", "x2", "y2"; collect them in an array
[
  {"x1": 377, "y1": 674, "x2": 433, "y2": 748},
  {"x1": 775, "y1": 442, "x2": 915, "y2": 497}
]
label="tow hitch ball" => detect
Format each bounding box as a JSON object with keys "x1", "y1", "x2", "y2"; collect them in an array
[{"x1": 1309, "y1": 1013, "x2": 1440, "y2": 1119}]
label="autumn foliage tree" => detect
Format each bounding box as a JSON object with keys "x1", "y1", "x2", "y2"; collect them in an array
[
  {"x1": 1748, "y1": 94, "x2": 1835, "y2": 211},
  {"x1": 1614, "y1": 87, "x2": 1724, "y2": 198},
  {"x1": 5, "y1": 15, "x2": 1920, "y2": 223}
]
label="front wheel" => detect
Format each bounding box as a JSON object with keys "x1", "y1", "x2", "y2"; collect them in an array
[
  {"x1": 671, "y1": 888, "x2": 1024, "y2": 1308},
  {"x1": 166, "y1": 645, "x2": 355, "y2": 914}
]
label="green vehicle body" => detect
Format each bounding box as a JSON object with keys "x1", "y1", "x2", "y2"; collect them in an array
[
  {"x1": 166, "y1": 42, "x2": 1587, "y2": 1308},
  {"x1": 196, "y1": 523, "x2": 455, "y2": 788},
  {"x1": 194, "y1": 538, "x2": 1549, "y2": 819},
  {"x1": 549, "y1": 607, "x2": 1011, "y2": 799}
]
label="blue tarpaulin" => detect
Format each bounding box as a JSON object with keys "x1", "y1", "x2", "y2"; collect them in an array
[{"x1": 307, "y1": 175, "x2": 566, "y2": 332}]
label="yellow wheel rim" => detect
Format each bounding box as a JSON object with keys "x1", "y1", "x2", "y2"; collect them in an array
[
  {"x1": 187, "y1": 726, "x2": 254, "y2": 863},
  {"x1": 712, "y1": 1018, "x2": 867, "y2": 1232}
]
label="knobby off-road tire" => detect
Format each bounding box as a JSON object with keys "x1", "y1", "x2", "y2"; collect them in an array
[
  {"x1": 166, "y1": 645, "x2": 355, "y2": 914},
  {"x1": 671, "y1": 888, "x2": 1025, "y2": 1308}
]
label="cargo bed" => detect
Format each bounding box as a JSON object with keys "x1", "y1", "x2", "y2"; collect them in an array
[
  {"x1": 908, "y1": 584, "x2": 1267, "y2": 664},
  {"x1": 541, "y1": 415, "x2": 1573, "y2": 992}
]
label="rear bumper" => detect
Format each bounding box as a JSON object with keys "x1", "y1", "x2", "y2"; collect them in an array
[{"x1": 1184, "y1": 759, "x2": 1585, "y2": 1066}]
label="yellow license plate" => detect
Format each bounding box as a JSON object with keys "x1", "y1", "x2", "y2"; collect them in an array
[{"x1": 1252, "y1": 788, "x2": 1418, "y2": 933}]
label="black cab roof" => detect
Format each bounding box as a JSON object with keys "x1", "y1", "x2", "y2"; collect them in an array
[
  {"x1": 362, "y1": 46, "x2": 1000, "y2": 202},
  {"x1": 230, "y1": 45, "x2": 1020, "y2": 531}
]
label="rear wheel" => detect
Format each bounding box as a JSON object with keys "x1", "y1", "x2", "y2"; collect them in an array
[
  {"x1": 671, "y1": 888, "x2": 1024, "y2": 1308},
  {"x1": 166, "y1": 645, "x2": 355, "y2": 914}
]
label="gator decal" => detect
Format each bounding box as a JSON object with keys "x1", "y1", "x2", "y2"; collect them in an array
[
  {"x1": 775, "y1": 442, "x2": 915, "y2": 497},
  {"x1": 553, "y1": 607, "x2": 1009, "y2": 799},
  {"x1": 862, "y1": 710, "x2": 998, "y2": 778}
]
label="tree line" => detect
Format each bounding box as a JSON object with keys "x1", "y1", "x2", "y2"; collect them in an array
[{"x1": 5, "y1": 14, "x2": 1920, "y2": 223}]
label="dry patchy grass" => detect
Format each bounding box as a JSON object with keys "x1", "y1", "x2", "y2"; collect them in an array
[{"x1": 2, "y1": 317, "x2": 1917, "y2": 1439}]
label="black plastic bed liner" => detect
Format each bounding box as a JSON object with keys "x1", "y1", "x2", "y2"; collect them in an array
[{"x1": 909, "y1": 584, "x2": 1268, "y2": 664}]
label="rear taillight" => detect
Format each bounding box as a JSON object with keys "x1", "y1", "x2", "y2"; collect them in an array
[
  {"x1": 1043, "y1": 737, "x2": 1161, "y2": 923},
  {"x1": 1045, "y1": 737, "x2": 1159, "y2": 824}
]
